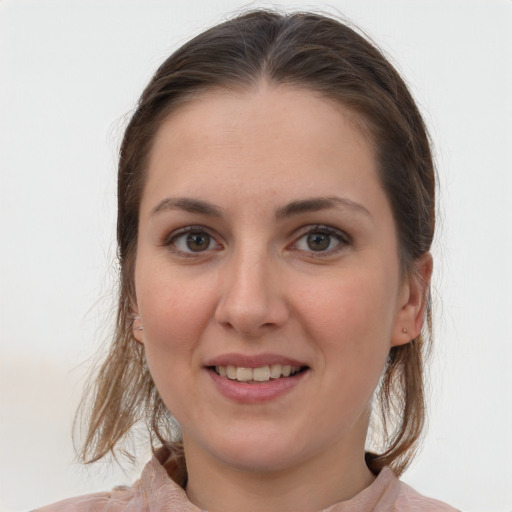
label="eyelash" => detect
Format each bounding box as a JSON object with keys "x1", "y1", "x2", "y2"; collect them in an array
[
  {"x1": 290, "y1": 225, "x2": 351, "y2": 257},
  {"x1": 162, "y1": 225, "x2": 222, "y2": 257},
  {"x1": 163, "y1": 224, "x2": 350, "y2": 257}
]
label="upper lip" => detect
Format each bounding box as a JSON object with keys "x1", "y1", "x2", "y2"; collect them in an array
[{"x1": 204, "y1": 353, "x2": 309, "y2": 368}]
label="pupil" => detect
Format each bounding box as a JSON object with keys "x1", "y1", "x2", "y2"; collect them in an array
[
  {"x1": 307, "y1": 233, "x2": 330, "y2": 251},
  {"x1": 186, "y1": 232, "x2": 209, "y2": 251}
]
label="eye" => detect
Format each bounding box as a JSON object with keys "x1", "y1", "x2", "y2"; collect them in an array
[
  {"x1": 293, "y1": 225, "x2": 349, "y2": 254},
  {"x1": 166, "y1": 227, "x2": 222, "y2": 255}
]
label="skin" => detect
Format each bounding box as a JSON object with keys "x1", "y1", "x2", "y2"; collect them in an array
[{"x1": 133, "y1": 84, "x2": 432, "y2": 512}]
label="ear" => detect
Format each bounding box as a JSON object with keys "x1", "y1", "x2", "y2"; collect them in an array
[
  {"x1": 391, "y1": 252, "x2": 433, "y2": 347},
  {"x1": 131, "y1": 305, "x2": 144, "y2": 344}
]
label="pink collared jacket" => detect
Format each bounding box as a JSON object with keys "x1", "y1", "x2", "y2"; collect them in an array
[{"x1": 33, "y1": 446, "x2": 460, "y2": 512}]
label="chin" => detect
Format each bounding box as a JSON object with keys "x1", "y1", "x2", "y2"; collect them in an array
[
  {"x1": 199, "y1": 428, "x2": 309, "y2": 474},
  {"x1": 219, "y1": 448, "x2": 298, "y2": 474}
]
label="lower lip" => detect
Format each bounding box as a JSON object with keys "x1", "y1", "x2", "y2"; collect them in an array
[{"x1": 207, "y1": 368, "x2": 308, "y2": 404}]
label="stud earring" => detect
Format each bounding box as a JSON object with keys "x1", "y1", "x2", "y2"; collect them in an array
[
  {"x1": 402, "y1": 327, "x2": 408, "y2": 334},
  {"x1": 134, "y1": 316, "x2": 144, "y2": 331}
]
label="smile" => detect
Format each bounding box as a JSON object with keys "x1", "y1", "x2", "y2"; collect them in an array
[
  {"x1": 213, "y1": 364, "x2": 305, "y2": 382},
  {"x1": 205, "y1": 356, "x2": 310, "y2": 403}
]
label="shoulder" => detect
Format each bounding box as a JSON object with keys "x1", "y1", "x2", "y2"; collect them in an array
[
  {"x1": 323, "y1": 467, "x2": 460, "y2": 512},
  {"x1": 31, "y1": 446, "x2": 197, "y2": 512},
  {"x1": 392, "y1": 476, "x2": 461, "y2": 511},
  {"x1": 30, "y1": 486, "x2": 134, "y2": 512},
  {"x1": 349, "y1": 467, "x2": 460, "y2": 512}
]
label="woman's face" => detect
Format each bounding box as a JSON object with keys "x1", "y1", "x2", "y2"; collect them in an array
[{"x1": 134, "y1": 85, "x2": 423, "y2": 474}]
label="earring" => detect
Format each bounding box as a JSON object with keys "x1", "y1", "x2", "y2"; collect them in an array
[
  {"x1": 134, "y1": 316, "x2": 144, "y2": 331},
  {"x1": 402, "y1": 327, "x2": 408, "y2": 334}
]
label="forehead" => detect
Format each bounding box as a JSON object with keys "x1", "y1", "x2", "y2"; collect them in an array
[
  {"x1": 142, "y1": 85, "x2": 384, "y2": 215},
  {"x1": 152, "y1": 84, "x2": 373, "y2": 150}
]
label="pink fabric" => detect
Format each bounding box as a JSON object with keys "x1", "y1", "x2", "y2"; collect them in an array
[{"x1": 33, "y1": 447, "x2": 459, "y2": 511}]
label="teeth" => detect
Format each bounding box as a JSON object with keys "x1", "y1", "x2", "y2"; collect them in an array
[
  {"x1": 253, "y1": 366, "x2": 270, "y2": 381},
  {"x1": 236, "y1": 367, "x2": 253, "y2": 381},
  {"x1": 227, "y1": 366, "x2": 236, "y2": 379},
  {"x1": 269, "y1": 364, "x2": 282, "y2": 379},
  {"x1": 215, "y1": 364, "x2": 302, "y2": 382}
]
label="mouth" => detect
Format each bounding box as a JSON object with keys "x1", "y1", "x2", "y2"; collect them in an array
[
  {"x1": 209, "y1": 364, "x2": 309, "y2": 383},
  {"x1": 204, "y1": 354, "x2": 310, "y2": 402}
]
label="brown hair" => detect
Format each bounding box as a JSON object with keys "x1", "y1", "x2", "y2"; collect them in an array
[{"x1": 77, "y1": 9, "x2": 435, "y2": 477}]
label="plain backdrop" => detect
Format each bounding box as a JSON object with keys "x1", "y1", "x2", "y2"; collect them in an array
[{"x1": 1, "y1": 1, "x2": 511, "y2": 511}]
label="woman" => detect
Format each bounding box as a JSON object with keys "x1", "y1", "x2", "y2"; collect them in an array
[{"x1": 35, "y1": 9, "x2": 458, "y2": 511}]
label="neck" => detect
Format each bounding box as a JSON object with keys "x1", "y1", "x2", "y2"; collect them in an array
[{"x1": 183, "y1": 436, "x2": 375, "y2": 512}]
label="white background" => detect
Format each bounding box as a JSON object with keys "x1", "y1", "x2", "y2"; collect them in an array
[{"x1": 1, "y1": 1, "x2": 511, "y2": 511}]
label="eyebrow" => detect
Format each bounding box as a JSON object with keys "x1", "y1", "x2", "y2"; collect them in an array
[
  {"x1": 150, "y1": 195, "x2": 371, "y2": 220},
  {"x1": 151, "y1": 197, "x2": 223, "y2": 217},
  {"x1": 274, "y1": 196, "x2": 371, "y2": 220}
]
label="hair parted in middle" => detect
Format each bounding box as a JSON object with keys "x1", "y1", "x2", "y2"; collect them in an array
[{"x1": 77, "y1": 9, "x2": 435, "y2": 477}]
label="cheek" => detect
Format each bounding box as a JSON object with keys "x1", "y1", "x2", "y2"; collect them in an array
[
  {"x1": 300, "y1": 271, "x2": 396, "y2": 341},
  {"x1": 134, "y1": 268, "x2": 213, "y2": 418},
  {"x1": 296, "y1": 267, "x2": 398, "y2": 377},
  {"x1": 134, "y1": 259, "x2": 216, "y2": 370}
]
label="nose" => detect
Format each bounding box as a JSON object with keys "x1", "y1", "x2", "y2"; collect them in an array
[{"x1": 214, "y1": 247, "x2": 289, "y2": 337}]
